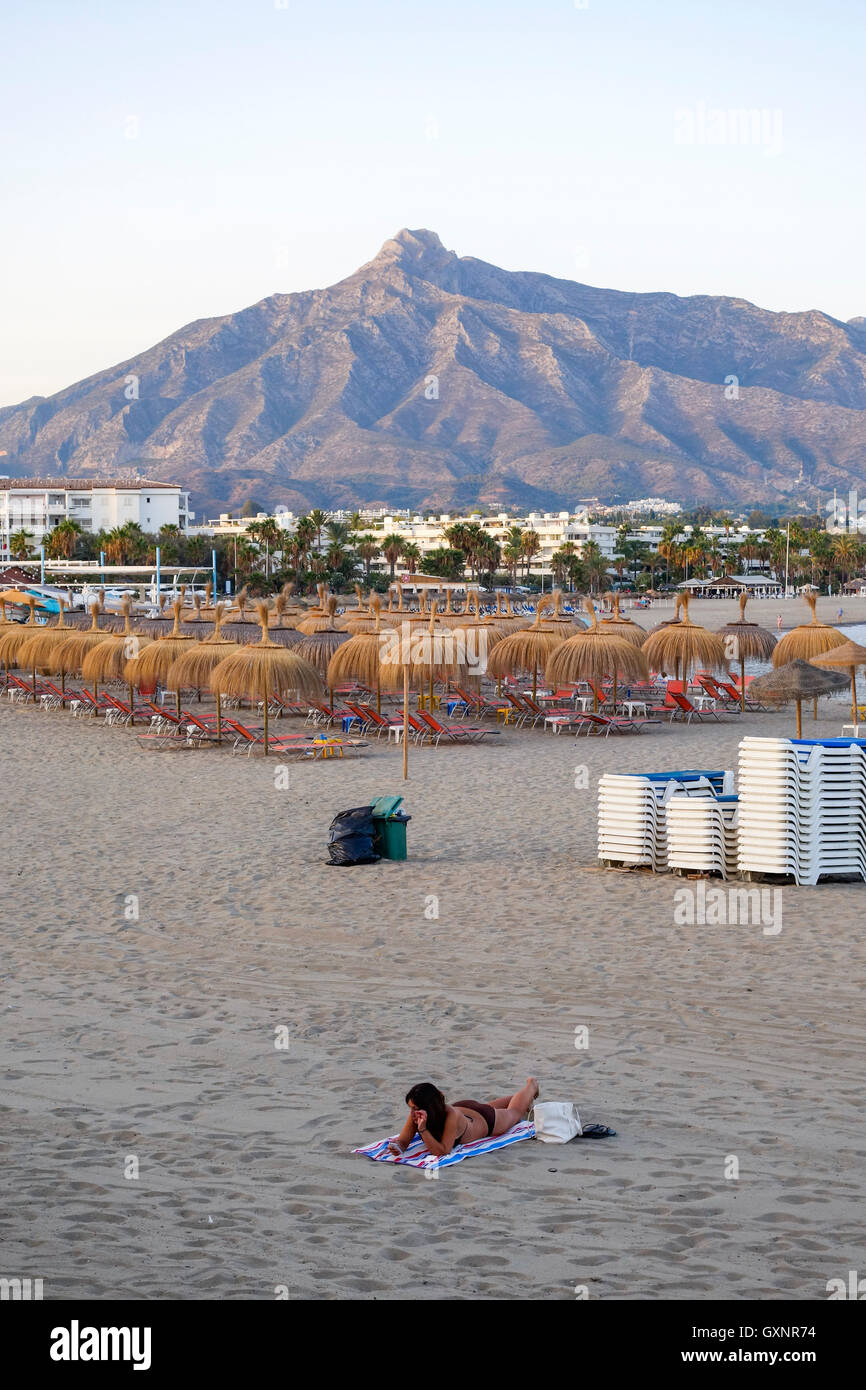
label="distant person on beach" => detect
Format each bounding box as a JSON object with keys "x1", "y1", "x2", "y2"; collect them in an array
[
  {"x1": 777, "y1": 613, "x2": 783, "y2": 631},
  {"x1": 838, "y1": 608, "x2": 844, "y2": 621},
  {"x1": 388, "y1": 1079, "x2": 539, "y2": 1158}
]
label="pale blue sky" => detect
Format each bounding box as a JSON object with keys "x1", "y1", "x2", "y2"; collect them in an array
[{"x1": 1, "y1": 0, "x2": 863, "y2": 406}]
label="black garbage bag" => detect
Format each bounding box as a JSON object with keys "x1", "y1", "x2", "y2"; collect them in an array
[{"x1": 327, "y1": 806, "x2": 380, "y2": 866}]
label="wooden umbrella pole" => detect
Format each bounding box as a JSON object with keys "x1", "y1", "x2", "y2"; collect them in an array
[
  {"x1": 264, "y1": 693, "x2": 269, "y2": 755},
  {"x1": 796, "y1": 699, "x2": 803, "y2": 739},
  {"x1": 532, "y1": 661, "x2": 537, "y2": 699},
  {"x1": 851, "y1": 669, "x2": 858, "y2": 725},
  {"x1": 176, "y1": 688, "x2": 181, "y2": 720},
  {"x1": 813, "y1": 696, "x2": 818, "y2": 721},
  {"x1": 402, "y1": 663, "x2": 409, "y2": 781},
  {"x1": 740, "y1": 654, "x2": 746, "y2": 713},
  {"x1": 216, "y1": 690, "x2": 222, "y2": 745},
  {"x1": 128, "y1": 681, "x2": 135, "y2": 724},
  {"x1": 376, "y1": 678, "x2": 381, "y2": 715}
]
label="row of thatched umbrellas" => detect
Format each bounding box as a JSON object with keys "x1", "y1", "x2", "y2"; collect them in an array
[{"x1": 3, "y1": 584, "x2": 864, "y2": 760}]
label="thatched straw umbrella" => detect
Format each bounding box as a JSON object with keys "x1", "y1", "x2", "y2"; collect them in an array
[
  {"x1": 123, "y1": 600, "x2": 201, "y2": 718},
  {"x1": 645, "y1": 593, "x2": 684, "y2": 637},
  {"x1": 382, "y1": 581, "x2": 416, "y2": 624},
  {"x1": 164, "y1": 604, "x2": 238, "y2": 743},
  {"x1": 16, "y1": 599, "x2": 76, "y2": 704},
  {"x1": 0, "y1": 596, "x2": 41, "y2": 690},
  {"x1": 326, "y1": 597, "x2": 386, "y2": 712},
  {"x1": 343, "y1": 599, "x2": 379, "y2": 634},
  {"x1": 138, "y1": 593, "x2": 174, "y2": 637},
  {"x1": 539, "y1": 589, "x2": 587, "y2": 636},
  {"x1": 180, "y1": 592, "x2": 207, "y2": 633},
  {"x1": 294, "y1": 598, "x2": 351, "y2": 707},
  {"x1": 600, "y1": 594, "x2": 647, "y2": 647},
  {"x1": 772, "y1": 591, "x2": 847, "y2": 721},
  {"x1": 749, "y1": 659, "x2": 847, "y2": 738},
  {"x1": 495, "y1": 593, "x2": 531, "y2": 632},
  {"x1": 53, "y1": 602, "x2": 120, "y2": 695},
  {"x1": 810, "y1": 640, "x2": 866, "y2": 725},
  {"x1": 295, "y1": 594, "x2": 349, "y2": 637},
  {"x1": 209, "y1": 601, "x2": 323, "y2": 754},
  {"x1": 447, "y1": 602, "x2": 508, "y2": 696},
  {"x1": 379, "y1": 600, "x2": 466, "y2": 779},
  {"x1": 546, "y1": 599, "x2": 649, "y2": 709},
  {"x1": 774, "y1": 592, "x2": 847, "y2": 666},
  {"x1": 0, "y1": 599, "x2": 23, "y2": 683},
  {"x1": 220, "y1": 586, "x2": 262, "y2": 643},
  {"x1": 642, "y1": 592, "x2": 727, "y2": 683},
  {"x1": 80, "y1": 599, "x2": 155, "y2": 720},
  {"x1": 717, "y1": 592, "x2": 777, "y2": 711},
  {"x1": 12, "y1": 598, "x2": 71, "y2": 699},
  {"x1": 485, "y1": 603, "x2": 564, "y2": 699},
  {"x1": 342, "y1": 584, "x2": 368, "y2": 628}
]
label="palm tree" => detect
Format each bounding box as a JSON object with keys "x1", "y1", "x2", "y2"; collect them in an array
[
  {"x1": 833, "y1": 532, "x2": 861, "y2": 585},
  {"x1": 308, "y1": 508, "x2": 328, "y2": 555},
  {"x1": 234, "y1": 536, "x2": 258, "y2": 579},
  {"x1": 8, "y1": 528, "x2": 34, "y2": 559},
  {"x1": 252, "y1": 517, "x2": 284, "y2": 578},
  {"x1": 581, "y1": 540, "x2": 609, "y2": 595},
  {"x1": 381, "y1": 533, "x2": 406, "y2": 579},
  {"x1": 476, "y1": 535, "x2": 501, "y2": 585},
  {"x1": 551, "y1": 541, "x2": 582, "y2": 590},
  {"x1": 184, "y1": 535, "x2": 207, "y2": 565},
  {"x1": 739, "y1": 538, "x2": 757, "y2": 575},
  {"x1": 659, "y1": 522, "x2": 684, "y2": 584},
  {"x1": 294, "y1": 515, "x2": 316, "y2": 564},
  {"x1": 520, "y1": 528, "x2": 541, "y2": 581},
  {"x1": 399, "y1": 541, "x2": 421, "y2": 575},
  {"x1": 45, "y1": 519, "x2": 83, "y2": 560},
  {"x1": 355, "y1": 534, "x2": 381, "y2": 579},
  {"x1": 502, "y1": 526, "x2": 524, "y2": 585},
  {"x1": 325, "y1": 519, "x2": 351, "y2": 546},
  {"x1": 642, "y1": 551, "x2": 662, "y2": 590}
]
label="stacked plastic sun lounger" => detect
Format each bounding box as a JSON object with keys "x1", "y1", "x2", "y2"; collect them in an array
[
  {"x1": 597, "y1": 771, "x2": 729, "y2": 871},
  {"x1": 737, "y1": 736, "x2": 866, "y2": 885},
  {"x1": 666, "y1": 793, "x2": 740, "y2": 879}
]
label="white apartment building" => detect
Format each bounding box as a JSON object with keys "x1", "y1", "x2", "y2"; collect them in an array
[
  {"x1": 376, "y1": 511, "x2": 666, "y2": 575},
  {"x1": 0, "y1": 478, "x2": 193, "y2": 561},
  {"x1": 193, "y1": 504, "x2": 755, "y2": 583}
]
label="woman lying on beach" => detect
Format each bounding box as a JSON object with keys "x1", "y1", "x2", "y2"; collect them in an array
[{"x1": 388, "y1": 1078, "x2": 539, "y2": 1158}]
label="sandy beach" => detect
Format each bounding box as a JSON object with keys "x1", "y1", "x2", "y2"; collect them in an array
[{"x1": 2, "y1": 651, "x2": 864, "y2": 1302}]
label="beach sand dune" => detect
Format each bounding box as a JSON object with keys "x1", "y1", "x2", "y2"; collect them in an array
[{"x1": 1, "y1": 694, "x2": 863, "y2": 1300}]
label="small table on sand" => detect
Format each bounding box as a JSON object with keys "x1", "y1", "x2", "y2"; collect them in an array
[
  {"x1": 619, "y1": 700, "x2": 647, "y2": 719},
  {"x1": 544, "y1": 714, "x2": 577, "y2": 734}
]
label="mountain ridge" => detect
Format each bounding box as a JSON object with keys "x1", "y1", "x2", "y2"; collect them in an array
[{"x1": 2, "y1": 227, "x2": 865, "y2": 516}]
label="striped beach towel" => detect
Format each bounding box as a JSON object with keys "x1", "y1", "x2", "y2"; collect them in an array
[{"x1": 352, "y1": 1119, "x2": 535, "y2": 1171}]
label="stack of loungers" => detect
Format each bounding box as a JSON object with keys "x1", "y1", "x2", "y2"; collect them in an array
[
  {"x1": 597, "y1": 771, "x2": 733, "y2": 872},
  {"x1": 666, "y1": 792, "x2": 740, "y2": 879},
  {"x1": 737, "y1": 736, "x2": 866, "y2": 885}
]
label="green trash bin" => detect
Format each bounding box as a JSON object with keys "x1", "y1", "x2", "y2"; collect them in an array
[{"x1": 371, "y1": 795, "x2": 411, "y2": 861}]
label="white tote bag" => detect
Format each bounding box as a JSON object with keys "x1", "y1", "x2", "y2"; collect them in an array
[{"x1": 532, "y1": 1101, "x2": 582, "y2": 1143}]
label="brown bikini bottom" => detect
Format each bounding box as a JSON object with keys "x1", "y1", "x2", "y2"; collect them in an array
[{"x1": 454, "y1": 1099, "x2": 495, "y2": 1137}]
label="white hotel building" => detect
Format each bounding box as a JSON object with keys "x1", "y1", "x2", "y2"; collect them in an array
[
  {"x1": 0, "y1": 478, "x2": 193, "y2": 562},
  {"x1": 375, "y1": 511, "x2": 668, "y2": 574}
]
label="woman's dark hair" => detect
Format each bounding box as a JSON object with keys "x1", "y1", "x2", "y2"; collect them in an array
[{"x1": 406, "y1": 1082, "x2": 448, "y2": 1141}]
